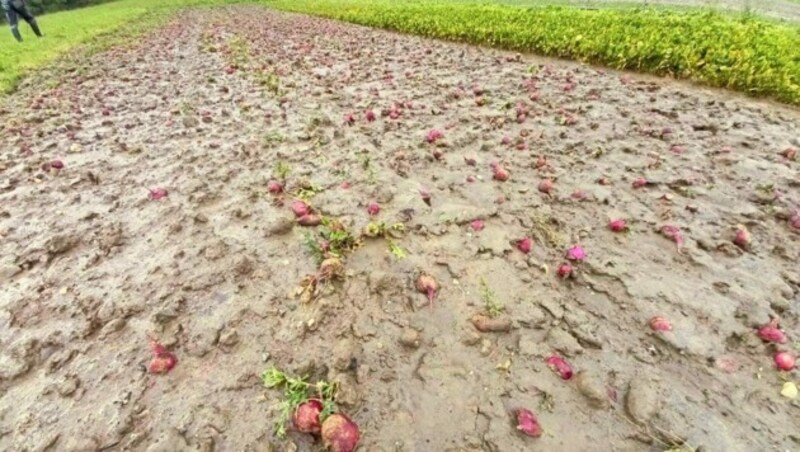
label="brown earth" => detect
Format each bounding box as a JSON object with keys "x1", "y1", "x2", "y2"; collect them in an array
[{"x1": 1, "y1": 5, "x2": 799, "y2": 451}]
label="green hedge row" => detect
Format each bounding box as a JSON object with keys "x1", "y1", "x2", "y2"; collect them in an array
[{"x1": 264, "y1": 0, "x2": 800, "y2": 105}]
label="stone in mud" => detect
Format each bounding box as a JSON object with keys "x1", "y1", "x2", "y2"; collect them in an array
[
  {"x1": 46, "y1": 234, "x2": 79, "y2": 256},
  {"x1": 218, "y1": 328, "x2": 239, "y2": 347},
  {"x1": 399, "y1": 329, "x2": 421, "y2": 349},
  {"x1": 331, "y1": 372, "x2": 360, "y2": 407},
  {"x1": 145, "y1": 428, "x2": 189, "y2": 452},
  {"x1": 575, "y1": 371, "x2": 610, "y2": 409},
  {"x1": 0, "y1": 255, "x2": 21, "y2": 282},
  {"x1": 332, "y1": 339, "x2": 361, "y2": 372},
  {"x1": 546, "y1": 328, "x2": 583, "y2": 356},
  {"x1": 264, "y1": 216, "x2": 295, "y2": 236},
  {"x1": 626, "y1": 374, "x2": 662, "y2": 425},
  {"x1": 98, "y1": 318, "x2": 127, "y2": 338},
  {"x1": 57, "y1": 375, "x2": 80, "y2": 397},
  {"x1": 0, "y1": 353, "x2": 29, "y2": 380},
  {"x1": 471, "y1": 314, "x2": 512, "y2": 332}
]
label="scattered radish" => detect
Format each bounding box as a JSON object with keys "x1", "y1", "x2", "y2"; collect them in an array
[
  {"x1": 321, "y1": 413, "x2": 360, "y2": 452},
  {"x1": 365, "y1": 110, "x2": 376, "y2": 122},
  {"x1": 148, "y1": 188, "x2": 168, "y2": 200},
  {"x1": 546, "y1": 355, "x2": 574, "y2": 380},
  {"x1": 781, "y1": 147, "x2": 797, "y2": 160},
  {"x1": 416, "y1": 273, "x2": 438, "y2": 306},
  {"x1": 420, "y1": 189, "x2": 432, "y2": 206},
  {"x1": 425, "y1": 129, "x2": 444, "y2": 144},
  {"x1": 516, "y1": 237, "x2": 532, "y2": 254},
  {"x1": 148, "y1": 339, "x2": 177, "y2": 374},
  {"x1": 538, "y1": 179, "x2": 554, "y2": 194},
  {"x1": 267, "y1": 180, "x2": 283, "y2": 194},
  {"x1": 733, "y1": 225, "x2": 750, "y2": 249},
  {"x1": 491, "y1": 163, "x2": 509, "y2": 181},
  {"x1": 775, "y1": 352, "x2": 796, "y2": 371},
  {"x1": 557, "y1": 263, "x2": 573, "y2": 279},
  {"x1": 661, "y1": 225, "x2": 684, "y2": 248},
  {"x1": 608, "y1": 219, "x2": 627, "y2": 232},
  {"x1": 367, "y1": 203, "x2": 381, "y2": 216},
  {"x1": 632, "y1": 177, "x2": 648, "y2": 189},
  {"x1": 291, "y1": 200, "x2": 310, "y2": 217},
  {"x1": 515, "y1": 408, "x2": 543, "y2": 438},
  {"x1": 758, "y1": 318, "x2": 787, "y2": 344},
  {"x1": 466, "y1": 175, "x2": 476, "y2": 183},
  {"x1": 340, "y1": 181, "x2": 351, "y2": 189},
  {"x1": 501, "y1": 136, "x2": 511, "y2": 146},
  {"x1": 649, "y1": 316, "x2": 672, "y2": 332},
  {"x1": 50, "y1": 159, "x2": 65, "y2": 170},
  {"x1": 343, "y1": 113, "x2": 355, "y2": 125},
  {"x1": 571, "y1": 190, "x2": 587, "y2": 201},
  {"x1": 293, "y1": 400, "x2": 323, "y2": 433},
  {"x1": 470, "y1": 219, "x2": 484, "y2": 232},
  {"x1": 566, "y1": 245, "x2": 586, "y2": 261}
]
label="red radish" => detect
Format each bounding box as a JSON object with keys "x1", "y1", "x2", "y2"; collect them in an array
[
  {"x1": 515, "y1": 408, "x2": 543, "y2": 438},
  {"x1": 343, "y1": 113, "x2": 355, "y2": 125},
  {"x1": 791, "y1": 212, "x2": 800, "y2": 230},
  {"x1": 515, "y1": 142, "x2": 528, "y2": 151},
  {"x1": 101, "y1": 107, "x2": 111, "y2": 116},
  {"x1": 340, "y1": 181, "x2": 351, "y2": 189},
  {"x1": 758, "y1": 318, "x2": 787, "y2": 344},
  {"x1": 148, "y1": 339, "x2": 177, "y2": 374},
  {"x1": 367, "y1": 203, "x2": 380, "y2": 216},
  {"x1": 535, "y1": 156, "x2": 547, "y2": 169},
  {"x1": 538, "y1": 179, "x2": 554, "y2": 194},
  {"x1": 649, "y1": 316, "x2": 672, "y2": 332},
  {"x1": 516, "y1": 237, "x2": 532, "y2": 254},
  {"x1": 420, "y1": 190, "x2": 432, "y2": 206},
  {"x1": 733, "y1": 225, "x2": 750, "y2": 249},
  {"x1": 566, "y1": 245, "x2": 586, "y2": 261},
  {"x1": 365, "y1": 110, "x2": 376, "y2": 122},
  {"x1": 670, "y1": 144, "x2": 686, "y2": 154},
  {"x1": 50, "y1": 159, "x2": 65, "y2": 170},
  {"x1": 148, "y1": 188, "x2": 168, "y2": 200},
  {"x1": 661, "y1": 225, "x2": 684, "y2": 248},
  {"x1": 608, "y1": 219, "x2": 627, "y2": 232},
  {"x1": 425, "y1": 129, "x2": 444, "y2": 144},
  {"x1": 632, "y1": 177, "x2": 648, "y2": 189},
  {"x1": 298, "y1": 214, "x2": 321, "y2": 226},
  {"x1": 557, "y1": 263, "x2": 573, "y2": 279},
  {"x1": 546, "y1": 355, "x2": 573, "y2": 380},
  {"x1": 267, "y1": 180, "x2": 283, "y2": 194},
  {"x1": 571, "y1": 190, "x2": 587, "y2": 201},
  {"x1": 291, "y1": 200, "x2": 310, "y2": 217},
  {"x1": 416, "y1": 274, "x2": 438, "y2": 306},
  {"x1": 466, "y1": 175, "x2": 476, "y2": 183},
  {"x1": 501, "y1": 136, "x2": 511, "y2": 146},
  {"x1": 781, "y1": 147, "x2": 797, "y2": 160},
  {"x1": 321, "y1": 413, "x2": 360, "y2": 452},
  {"x1": 293, "y1": 400, "x2": 323, "y2": 433},
  {"x1": 492, "y1": 164, "x2": 509, "y2": 182},
  {"x1": 775, "y1": 352, "x2": 796, "y2": 371}
]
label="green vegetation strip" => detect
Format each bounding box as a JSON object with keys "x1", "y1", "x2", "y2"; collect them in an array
[{"x1": 264, "y1": 0, "x2": 800, "y2": 104}]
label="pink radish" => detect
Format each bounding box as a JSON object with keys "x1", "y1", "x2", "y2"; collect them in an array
[
  {"x1": 733, "y1": 225, "x2": 750, "y2": 249},
  {"x1": 546, "y1": 355, "x2": 573, "y2": 380},
  {"x1": 148, "y1": 188, "x2": 168, "y2": 200},
  {"x1": 758, "y1": 319, "x2": 787, "y2": 344},
  {"x1": 649, "y1": 316, "x2": 672, "y2": 332},
  {"x1": 566, "y1": 245, "x2": 586, "y2": 261},
  {"x1": 267, "y1": 180, "x2": 283, "y2": 194},
  {"x1": 367, "y1": 203, "x2": 380, "y2": 216},
  {"x1": 538, "y1": 179, "x2": 554, "y2": 194},
  {"x1": 293, "y1": 400, "x2": 323, "y2": 433},
  {"x1": 515, "y1": 408, "x2": 543, "y2": 438},
  {"x1": 321, "y1": 414, "x2": 360, "y2": 452},
  {"x1": 609, "y1": 219, "x2": 627, "y2": 232},
  {"x1": 632, "y1": 177, "x2": 648, "y2": 189},
  {"x1": 291, "y1": 200, "x2": 310, "y2": 217},
  {"x1": 557, "y1": 263, "x2": 573, "y2": 279},
  {"x1": 470, "y1": 219, "x2": 485, "y2": 232},
  {"x1": 416, "y1": 274, "x2": 438, "y2": 307},
  {"x1": 516, "y1": 237, "x2": 532, "y2": 254},
  {"x1": 775, "y1": 352, "x2": 796, "y2": 371}
]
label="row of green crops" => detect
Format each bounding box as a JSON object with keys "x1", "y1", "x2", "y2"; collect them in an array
[{"x1": 264, "y1": 0, "x2": 800, "y2": 105}]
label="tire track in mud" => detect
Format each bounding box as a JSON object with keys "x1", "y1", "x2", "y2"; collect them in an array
[{"x1": 1, "y1": 5, "x2": 799, "y2": 451}]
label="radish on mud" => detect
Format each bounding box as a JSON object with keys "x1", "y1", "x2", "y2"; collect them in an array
[
  {"x1": 293, "y1": 399, "x2": 323, "y2": 433},
  {"x1": 557, "y1": 263, "x2": 573, "y2": 279},
  {"x1": 491, "y1": 162, "x2": 509, "y2": 181},
  {"x1": 148, "y1": 188, "x2": 168, "y2": 200},
  {"x1": 566, "y1": 245, "x2": 586, "y2": 261},
  {"x1": 425, "y1": 129, "x2": 443, "y2": 144},
  {"x1": 416, "y1": 273, "x2": 438, "y2": 306},
  {"x1": 733, "y1": 224, "x2": 751, "y2": 249},
  {"x1": 516, "y1": 237, "x2": 532, "y2": 254},
  {"x1": 470, "y1": 219, "x2": 485, "y2": 232},
  {"x1": 367, "y1": 202, "x2": 381, "y2": 216},
  {"x1": 546, "y1": 355, "x2": 574, "y2": 380},
  {"x1": 148, "y1": 339, "x2": 177, "y2": 374},
  {"x1": 321, "y1": 413, "x2": 360, "y2": 452},
  {"x1": 632, "y1": 177, "x2": 648, "y2": 189},
  {"x1": 292, "y1": 200, "x2": 311, "y2": 217},
  {"x1": 268, "y1": 180, "x2": 284, "y2": 194},
  {"x1": 649, "y1": 316, "x2": 672, "y2": 332},
  {"x1": 758, "y1": 318, "x2": 787, "y2": 344},
  {"x1": 609, "y1": 219, "x2": 627, "y2": 232},
  {"x1": 514, "y1": 408, "x2": 543, "y2": 438},
  {"x1": 775, "y1": 352, "x2": 796, "y2": 371},
  {"x1": 538, "y1": 179, "x2": 554, "y2": 194},
  {"x1": 298, "y1": 214, "x2": 322, "y2": 226}
]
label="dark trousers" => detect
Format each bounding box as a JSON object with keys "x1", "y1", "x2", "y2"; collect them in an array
[{"x1": 5, "y1": 1, "x2": 42, "y2": 42}]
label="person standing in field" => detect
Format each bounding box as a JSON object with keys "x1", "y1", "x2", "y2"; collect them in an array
[{"x1": 2, "y1": 0, "x2": 43, "y2": 42}]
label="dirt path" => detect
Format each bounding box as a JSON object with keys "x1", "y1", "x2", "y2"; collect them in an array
[{"x1": 1, "y1": 6, "x2": 799, "y2": 451}]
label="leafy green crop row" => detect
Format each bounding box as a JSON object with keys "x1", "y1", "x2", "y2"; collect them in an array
[{"x1": 264, "y1": 0, "x2": 800, "y2": 105}]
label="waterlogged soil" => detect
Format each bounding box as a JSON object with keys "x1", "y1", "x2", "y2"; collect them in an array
[{"x1": 1, "y1": 6, "x2": 799, "y2": 451}]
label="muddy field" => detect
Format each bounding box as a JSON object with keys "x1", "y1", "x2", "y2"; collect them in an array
[{"x1": 1, "y1": 5, "x2": 799, "y2": 451}]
